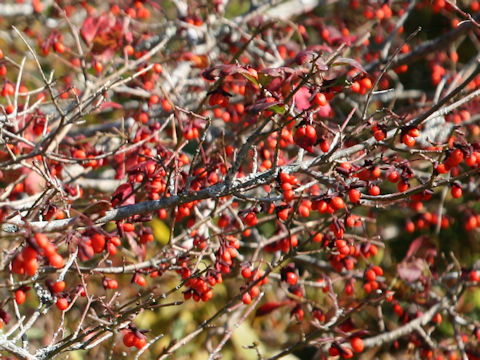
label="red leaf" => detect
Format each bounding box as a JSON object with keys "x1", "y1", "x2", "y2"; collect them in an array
[
  {"x1": 111, "y1": 183, "x2": 135, "y2": 207},
  {"x1": 255, "y1": 301, "x2": 286, "y2": 317},
  {"x1": 317, "y1": 102, "x2": 333, "y2": 118},
  {"x1": 333, "y1": 57, "x2": 367, "y2": 74},
  {"x1": 100, "y1": 102, "x2": 123, "y2": 110},
  {"x1": 315, "y1": 58, "x2": 329, "y2": 71},
  {"x1": 405, "y1": 236, "x2": 424, "y2": 260},
  {"x1": 294, "y1": 86, "x2": 312, "y2": 110},
  {"x1": 80, "y1": 16, "x2": 100, "y2": 45},
  {"x1": 201, "y1": 64, "x2": 246, "y2": 81},
  {"x1": 246, "y1": 99, "x2": 283, "y2": 114},
  {"x1": 294, "y1": 50, "x2": 317, "y2": 65},
  {"x1": 260, "y1": 67, "x2": 295, "y2": 77},
  {"x1": 397, "y1": 259, "x2": 425, "y2": 282}
]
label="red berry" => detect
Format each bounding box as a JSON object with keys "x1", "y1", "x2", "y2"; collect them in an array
[
  {"x1": 313, "y1": 92, "x2": 327, "y2": 106},
  {"x1": 15, "y1": 289, "x2": 26, "y2": 305},
  {"x1": 388, "y1": 171, "x2": 399, "y2": 183},
  {"x1": 298, "y1": 205, "x2": 310, "y2": 217},
  {"x1": 56, "y1": 298, "x2": 69, "y2": 311},
  {"x1": 134, "y1": 337, "x2": 147, "y2": 349},
  {"x1": 374, "y1": 129, "x2": 385, "y2": 141},
  {"x1": 54, "y1": 42, "x2": 65, "y2": 54},
  {"x1": 408, "y1": 128, "x2": 420, "y2": 137},
  {"x1": 320, "y1": 140, "x2": 330, "y2": 153},
  {"x1": 22, "y1": 247, "x2": 37, "y2": 261},
  {"x1": 52, "y1": 281, "x2": 66, "y2": 293},
  {"x1": 350, "y1": 337, "x2": 364, "y2": 353},
  {"x1": 243, "y1": 212, "x2": 257, "y2": 227},
  {"x1": 393, "y1": 303, "x2": 404, "y2": 316},
  {"x1": 341, "y1": 347, "x2": 354, "y2": 359},
  {"x1": 372, "y1": 266, "x2": 383, "y2": 276},
  {"x1": 369, "y1": 185, "x2": 380, "y2": 196},
  {"x1": 286, "y1": 272, "x2": 298, "y2": 285},
  {"x1": 348, "y1": 188, "x2": 361, "y2": 203},
  {"x1": 402, "y1": 133, "x2": 415, "y2": 147},
  {"x1": 351, "y1": 81, "x2": 360, "y2": 92},
  {"x1": 123, "y1": 332, "x2": 136, "y2": 347},
  {"x1": 469, "y1": 270, "x2": 480, "y2": 282},
  {"x1": 313, "y1": 233, "x2": 323, "y2": 243},
  {"x1": 149, "y1": 94, "x2": 160, "y2": 105},
  {"x1": 107, "y1": 279, "x2": 119, "y2": 289},
  {"x1": 331, "y1": 196, "x2": 345, "y2": 210},
  {"x1": 48, "y1": 253, "x2": 64, "y2": 269},
  {"x1": 91, "y1": 233, "x2": 106, "y2": 253},
  {"x1": 35, "y1": 233, "x2": 50, "y2": 248},
  {"x1": 241, "y1": 267, "x2": 252, "y2": 279},
  {"x1": 278, "y1": 207, "x2": 290, "y2": 221},
  {"x1": 124, "y1": 44, "x2": 135, "y2": 56},
  {"x1": 94, "y1": 61, "x2": 103, "y2": 73},
  {"x1": 242, "y1": 292, "x2": 252, "y2": 304},
  {"x1": 365, "y1": 269, "x2": 376, "y2": 281},
  {"x1": 153, "y1": 63, "x2": 163, "y2": 73},
  {"x1": 432, "y1": 313, "x2": 442, "y2": 324},
  {"x1": 451, "y1": 185, "x2": 462, "y2": 199},
  {"x1": 5, "y1": 104, "x2": 14, "y2": 114},
  {"x1": 12, "y1": 257, "x2": 25, "y2": 275},
  {"x1": 249, "y1": 285, "x2": 260, "y2": 298},
  {"x1": 123, "y1": 223, "x2": 135, "y2": 232},
  {"x1": 446, "y1": 149, "x2": 464, "y2": 167},
  {"x1": 397, "y1": 180, "x2": 409, "y2": 192},
  {"x1": 329, "y1": 346, "x2": 339, "y2": 356},
  {"x1": 135, "y1": 274, "x2": 146, "y2": 286}
]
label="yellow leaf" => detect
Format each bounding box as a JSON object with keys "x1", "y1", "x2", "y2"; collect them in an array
[{"x1": 148, "y1": 217, "x2": 170, "y2": 245}]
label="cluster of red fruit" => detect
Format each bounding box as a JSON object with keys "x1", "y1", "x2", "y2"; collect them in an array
[
  {"x1": 123, "y1": 329, "x2": 147, "y2": 349},
  {"x1": 240, "y1": 265, "x2": 269, "y2": 305},
  {"x1": 328, "y1": 337, "x2": 365, "y2": 358},
  {"x1": 12, "y1": 233, "x2": 64, "y2": 277},
  {"x1": 405, "y1": 212, "x2": 451, "y2": 233},
  {"x1": 15, "y1": 279, "x2": 71, "y2": 311},
  {"x1": 181, "y1": 237, "x2": 242, "y2": 303},
  {"x1": 78, "y1": 233, "x2": 121, "y2": 261}
]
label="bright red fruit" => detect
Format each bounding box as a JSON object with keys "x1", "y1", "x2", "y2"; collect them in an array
[
  {"x1": 56, "y1": 298, "x2": 69, "y2": 311},
  {"x1": 351, "y1": 337, "x2": 364, "y2": 353}
]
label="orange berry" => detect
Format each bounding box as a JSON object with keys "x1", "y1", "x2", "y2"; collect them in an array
[
  {"x1": 24, "y1": 259, "x2": 38, "y2": 276},
  {"x1": 93, "y1": 61, "x2": 103, "y2": 73},
  {"x1": 124, "y1": 44, "x2": 135, "y2": 56},
  {"x1": 5, "y1": 104, "x2": 14, "y2": 114},
  {"x1": 153, "y1": 63, "x2": 163, "y2": 73},
  {"x1": 134, "y1": 337, "x2": 147, "y2": 349},
  {"x1": 331, "y1": 196, "x2": 345, "y2": 210},
  {"x1": 52, "y1": 281, "x2": 66, "y2": 293},
  {"x1": 348, "y1": 188, "x2": 361, "y2": 203},
  {"x1": 54, "y1": 42, "x2": 65, "y2": 54},
  {"x1": 122, "y1": 223, "x2": 135, "y2": 232},
  {"x1": 48, "y1": 253, "x2": 64, "y2": 269}
]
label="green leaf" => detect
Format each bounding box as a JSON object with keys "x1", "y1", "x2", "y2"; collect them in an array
[
  {"x1": 269, "y1": 104, "x2": 286, "y2": 115},
  {"x1": 241, "y1": 72, "x2": 260, "y2": 87}
]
